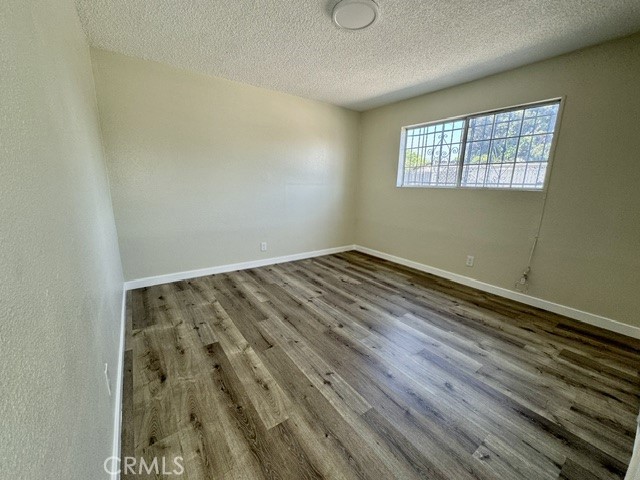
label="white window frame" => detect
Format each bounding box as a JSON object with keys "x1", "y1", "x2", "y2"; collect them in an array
[{"x1": 396, "y1": 97, "x2": 565, "y2": 191}]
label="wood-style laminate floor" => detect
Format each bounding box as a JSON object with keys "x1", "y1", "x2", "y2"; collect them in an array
[{"x1": 121, "y1": 251, "x2": 640, "y2": 479}]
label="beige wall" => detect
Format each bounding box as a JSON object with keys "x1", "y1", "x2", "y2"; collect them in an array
[
  {"x1": 0, "y1": 0, "x2": 124, "y2": 478},
  {"x1": 91, "y1": 49, "x2": 360, "y2": 281},
  {"x1": 356, "y1": 32, "x2": 640, "y2": 328}
]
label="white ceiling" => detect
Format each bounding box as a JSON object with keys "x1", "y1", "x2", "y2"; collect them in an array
[{"x1": 75, "y1": 0, "x2": 640, "y2": 111}]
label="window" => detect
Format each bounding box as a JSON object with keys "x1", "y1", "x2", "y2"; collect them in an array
[{"x1": 397, "y1": 99, "x2": 561, "y2": 190}]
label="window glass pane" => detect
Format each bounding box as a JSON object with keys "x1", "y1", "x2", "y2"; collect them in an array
[
  {"x1": 400, "y1": 119, "x2": 465, "y2": 187},
  {"x1": 460, "y1": 101, "x2": 559, "y2": 189}
]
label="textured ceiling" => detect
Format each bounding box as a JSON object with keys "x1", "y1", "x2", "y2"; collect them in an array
[{"x1": 75, "y1": 0, "x2": 640, "y2": 111}]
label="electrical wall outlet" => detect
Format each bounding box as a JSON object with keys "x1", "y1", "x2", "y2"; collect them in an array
[
  {"x1": 466, "y1": 255, "x2": 475, "y2": 267},
  {"x1": 260, "y1": 242, "x2": 267, "y2": 252}
]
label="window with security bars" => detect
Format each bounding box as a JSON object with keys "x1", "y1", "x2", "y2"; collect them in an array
[{"x1": 397, "y1": 100, "x2": 561, "y2": 190}]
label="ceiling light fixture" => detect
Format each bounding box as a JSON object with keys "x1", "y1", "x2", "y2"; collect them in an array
[{"x1": 332, "y1": 0, "x2": 379, "y2": 30}]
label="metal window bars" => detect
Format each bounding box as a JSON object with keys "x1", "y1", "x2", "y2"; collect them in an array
[{"x1": 398, "y1": 99, "x2": 562, "y2": 190}]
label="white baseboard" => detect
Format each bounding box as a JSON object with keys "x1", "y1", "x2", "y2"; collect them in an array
[
  {"x1": 354, "y1": 245, "x2": 640, "y2": 340},
  {"x1": 124, "y1": 245, "x2": 356, "y2": 290},
  {"x1": 110, "y1": 287, "x2": 127, "y2": 480},
  {"x1": 122, "y1": 242, "x2": 640, "y2": 338}
]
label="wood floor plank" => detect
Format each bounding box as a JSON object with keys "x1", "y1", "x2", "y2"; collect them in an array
[
  {"x1": 259, "y1": 340, "x2": 429, "y2": 480},
  {"x1": 132, "y1": 327, "x2": 172, "y2": 393},
  {"x1": 406, "y1": 343, "x2": 630, "y2": 479},
  {"x1": 120, "y1": 349, "x2": 134, "y2": 464},
  {"x1": 131, "y1": 287, "x2": 154, "y2": 331},
  {"x1": 202, "y1": 300, "x2": 290, "y2": 429},
  {"x1": 134, "y1": 431, "x2": 185, "y2": 480},
  {"x1": 132, "y1": 326, "x2": 194, "y2": 454},
  {"x1": 172, "y1": 371, "x2": 264, "y2": 480},
  {"x1": 124, "y1": 252, "x2": 640, "y2": 480},
  {"x1": 198, "y1": 276, "x2": 274, "y2": 351},
  {"x1": 256, "y1": 303, "x2": 494, "y2": 479},
  {"x1": 361, "y1": 408, "x2": 457, "y2": 480},
  {"x1": 558, "y1": 348, "x2": 640, "y2": 389},
  {"x1": 272, "y1": 287, "x2": 626, "y2": 479},
  {"x1": 259, "y1": 316, "x2": 372, "y2": 417},
  {"x1": 559, "y1": 457, "x2": 603, "y2": 480},
  {"x1": 473, "y1": 433, "x2": 562, "y2": 479},
  {"x1": 270, "y1": 263, "x2": 325, "y2": 300},
  {"x1": 133, "y1": 380, "x2": 178, "y2": 456},
  {"x1": 206, "y1": 342, "x2": 324, "y2": 480}
]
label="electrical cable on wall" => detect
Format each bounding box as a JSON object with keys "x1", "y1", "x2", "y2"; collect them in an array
[
  {"x1": 515, "y1": 185, "x2": 551, "y2": 293},
  {"x1": 514, "y1": 98, "x2": 565, "y2": 293}
]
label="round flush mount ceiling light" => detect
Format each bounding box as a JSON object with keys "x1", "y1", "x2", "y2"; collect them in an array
[{"x1": 332, "y1": 0, "x2": 379, "y2": 30}]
